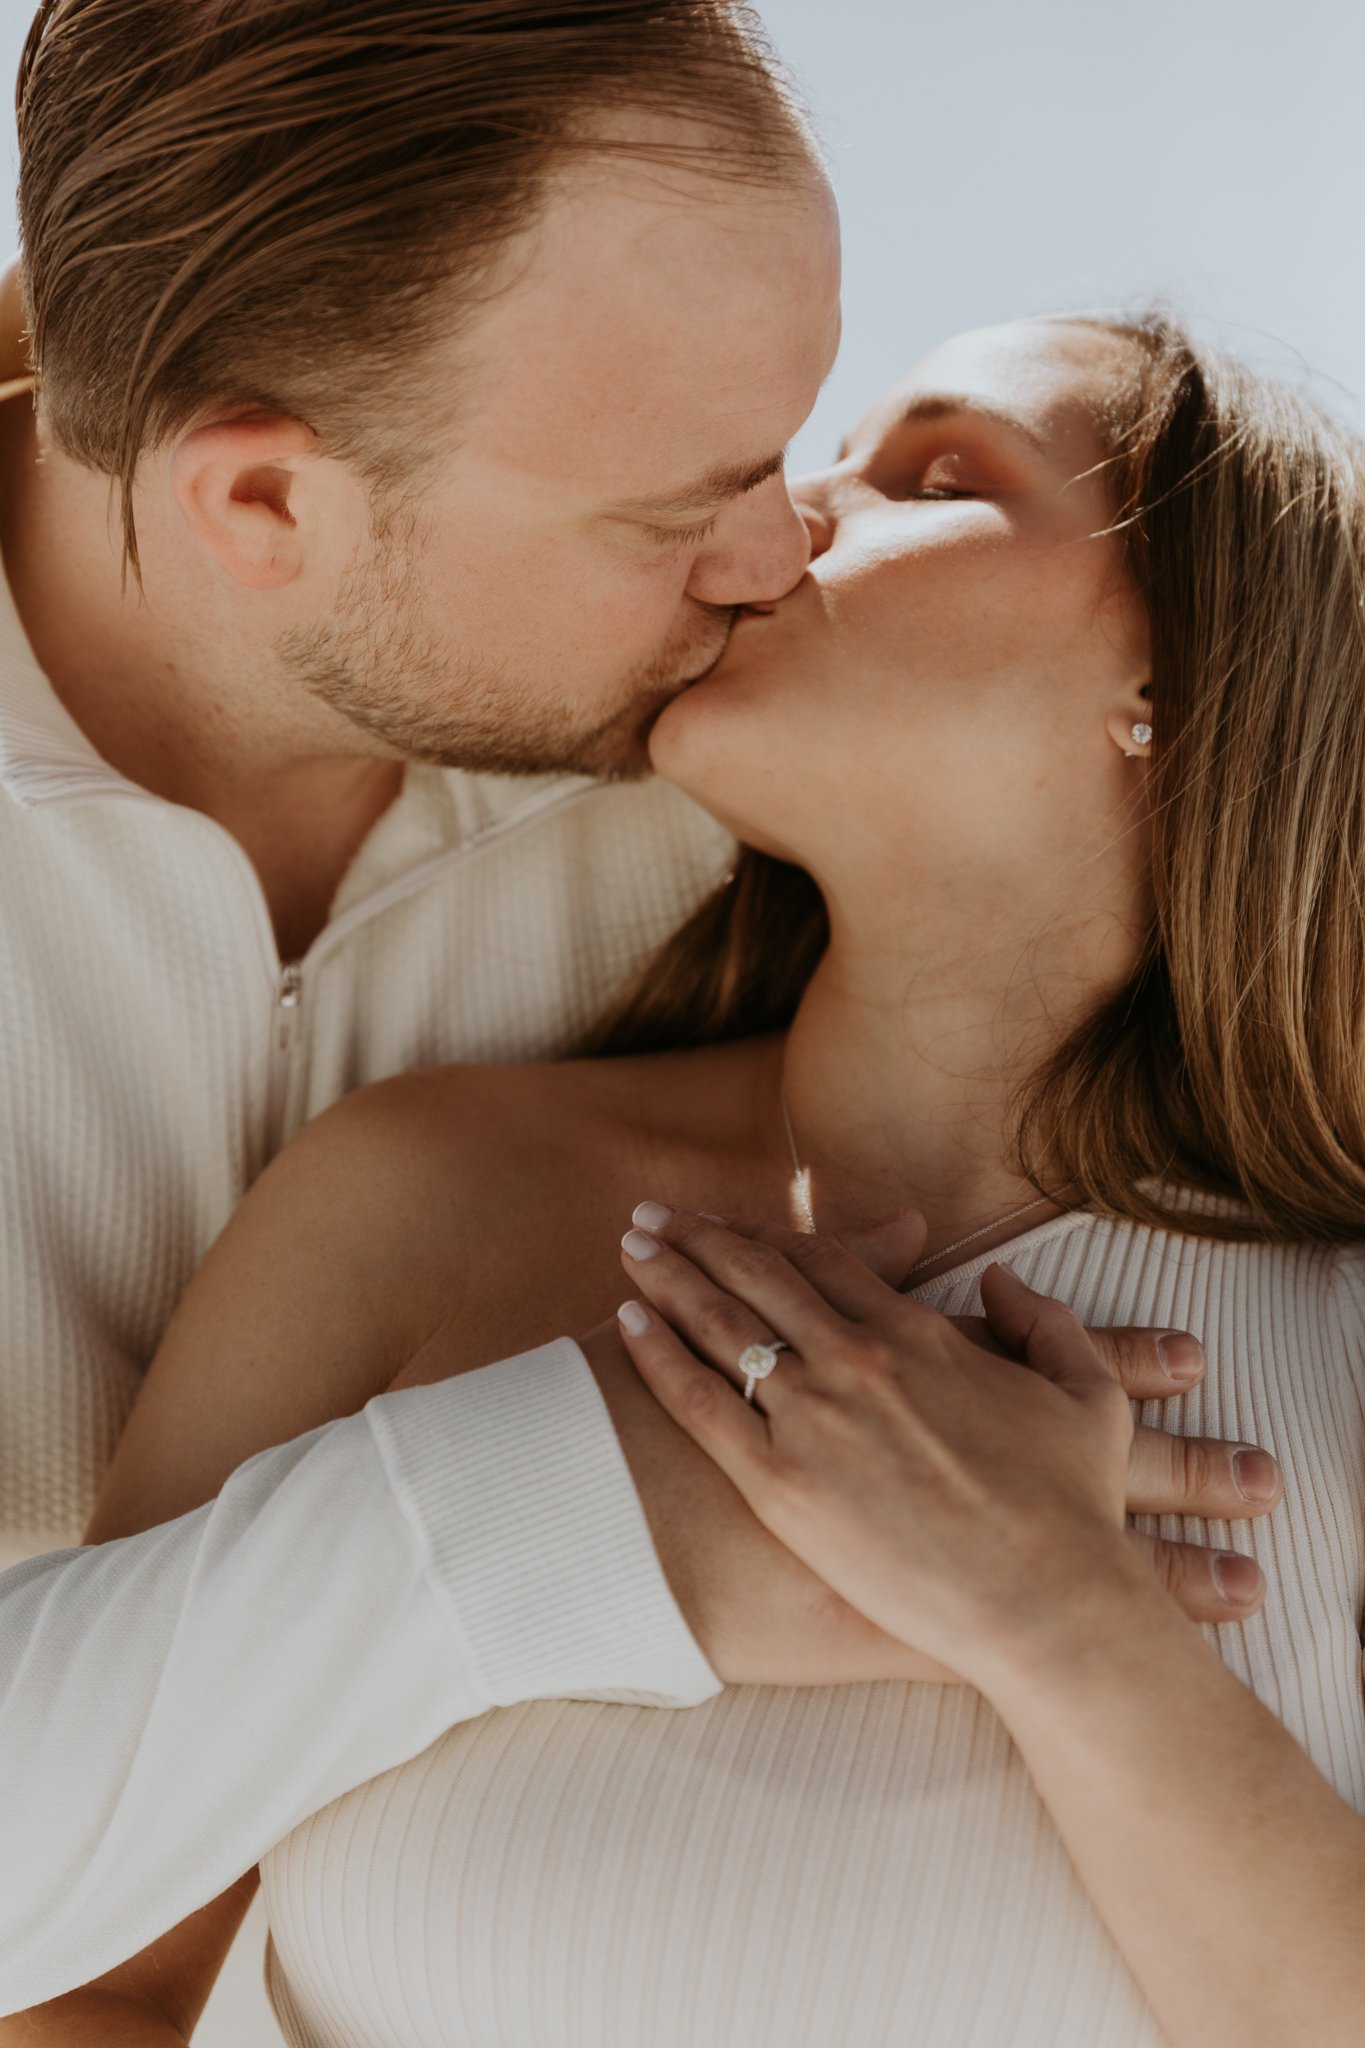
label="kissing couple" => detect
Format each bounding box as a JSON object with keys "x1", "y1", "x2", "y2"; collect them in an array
[{"x1": 1, "y1": 5, "x2": 1363, "y2": 2046}]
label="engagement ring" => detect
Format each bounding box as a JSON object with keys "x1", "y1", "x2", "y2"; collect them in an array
[{"x1": 738, "y1": 1340, "x2": 789, "y2": 1402}]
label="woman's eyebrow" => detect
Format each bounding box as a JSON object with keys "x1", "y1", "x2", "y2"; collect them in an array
[{"x1": 837, "y1": 395, "x2": 1049, "y2": 464}]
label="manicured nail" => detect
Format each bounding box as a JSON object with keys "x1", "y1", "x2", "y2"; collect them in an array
[
  {"x1": 701, "y1": 1213, "x2": 729, "y2": 1227},
  {"x1": 1157, "y1": 1332, "x2": 1204, "y2": 1386},
  {"x1": 618, "y1": 1301, "x2": 652, "y2": 1336},
  {"x1": 632, "y1": 1202, "x2": 673, "y2": 1230},
  {"x1": 1232, "y1": 1448, "x2": 1279, "y2": 1503},
  {"x1": 622, "y1": 1229, "x2": 663, "y2": 1261},
  {"x1": 1212, "y1": 1550, "x2": 1262, "y2": 1602}
]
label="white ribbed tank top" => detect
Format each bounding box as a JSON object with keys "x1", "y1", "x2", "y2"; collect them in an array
[{"x1": 259, "y1": 1208, "x2": 1365, "y2": 2048}]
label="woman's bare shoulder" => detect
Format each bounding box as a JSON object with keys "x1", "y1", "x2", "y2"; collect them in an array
[
  {"x1": 298, "y1": 1041, "x2": 769, "y2": 1370},
  {"x1": 87, "y1": 1041, "x2": 770, "y2": 1542},
  {"x1": 305, "y1": 1053, "x2": 671, "y2": 1212},
  {"x1": 85, "y1": 1060, "x2": 652, "y2": 1541}
]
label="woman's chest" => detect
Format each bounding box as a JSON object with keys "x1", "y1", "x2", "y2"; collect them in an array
[
  {"x1": 264, "y1": 1225, "x2": 1365, "y2": 2047},
  {"x1": 262, "y1": 1545, "x2": 1365, "y2": 2048}
]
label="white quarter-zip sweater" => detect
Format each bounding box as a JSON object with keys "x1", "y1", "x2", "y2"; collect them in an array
[{"x1": 0, "y1": 263, "x2": 733, "y2": 2011}]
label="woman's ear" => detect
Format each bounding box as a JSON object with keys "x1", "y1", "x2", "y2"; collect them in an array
[{"x1": 1106, "y1": 680, "x2": 1153, "y2": 760}]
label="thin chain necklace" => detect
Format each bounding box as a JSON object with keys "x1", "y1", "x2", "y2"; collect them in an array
[{"x1": 780, "y1": 1086, "x2": 1073, "y2": 1284}]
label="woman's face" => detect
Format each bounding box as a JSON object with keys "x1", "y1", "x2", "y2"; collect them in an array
[{"x1": 649, "y1": 318, "x2": 1154, "y2": 907}]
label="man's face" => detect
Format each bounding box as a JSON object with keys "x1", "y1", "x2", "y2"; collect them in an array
[{"x1": 279, "y1": 146, "x2": 842, "y2": 779}]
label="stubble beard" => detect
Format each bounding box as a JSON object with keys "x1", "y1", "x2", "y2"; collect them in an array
[{"x1": 276, "y1": 502, "x2": 735, "y2": 782}]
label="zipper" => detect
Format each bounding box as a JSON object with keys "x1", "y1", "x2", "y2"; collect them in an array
[
  {"x1": 266, "y1": 961, "x2": 304, "y2": 1153},
  {"x1": 245, "y1": 783, "x2": 608, "y2": 1157},
  {"x1": 66, "y1": 771, "x2": 625, "y2": 1154}
]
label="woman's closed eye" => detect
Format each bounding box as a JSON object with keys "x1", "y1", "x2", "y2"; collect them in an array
[{"x1": 871, "y1": 446, "x2": 995, "y2": 504}]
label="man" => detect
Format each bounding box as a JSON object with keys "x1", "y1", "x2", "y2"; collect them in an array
[{"x1": 0, "y1": 0, "x2": 1279, "y2": 2016}]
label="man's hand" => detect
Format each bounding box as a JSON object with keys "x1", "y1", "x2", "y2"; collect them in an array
[
  {"x1": 579, "y1": 1208, "x2": 1281, "y2": 1691},
  {"x1": 952, "y1": 1308, "x2": 1282, "y2": 1615},
  {"x1": 0, "y1": 1992, "x2": 188, "y2": 2044},
  {"x1": 841, "y1": 1209, "x2": 1282, "y2": 1628}
]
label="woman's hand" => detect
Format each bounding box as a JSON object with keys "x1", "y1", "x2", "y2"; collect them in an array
[{"x1": 615, "y1": 1205, "x2": 1153, "y2": 1694}]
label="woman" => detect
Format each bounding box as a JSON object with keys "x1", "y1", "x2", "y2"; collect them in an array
[{"x1": 18, "y1": 309, "x2": 1365, "y2": 2046}]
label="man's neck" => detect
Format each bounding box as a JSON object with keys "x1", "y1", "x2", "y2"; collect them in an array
[{"x1": 0, "y1": 388, "x2": 405, "y2": 958}]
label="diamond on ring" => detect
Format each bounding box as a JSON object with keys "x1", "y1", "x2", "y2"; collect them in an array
[{"x1": 739, "y1": 1340, "x2": 787, "y2": 1403}]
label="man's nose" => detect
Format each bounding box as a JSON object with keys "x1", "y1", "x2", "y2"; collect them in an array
[{"x1": 684, "y1": 474, "x2": 812, "y2": 607}]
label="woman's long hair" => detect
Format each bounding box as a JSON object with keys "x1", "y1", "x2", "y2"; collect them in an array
[{"x1": 586, "y1": 314, "x2": 1365, "y2": 1245}]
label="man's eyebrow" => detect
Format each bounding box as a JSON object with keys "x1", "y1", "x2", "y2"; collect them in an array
[
  {"x1": 836, "y1": 395, "x2": 1048, "y2": 464},
  {"x1": 608, "y1": 449, "x2": 788, "y2": 519}
]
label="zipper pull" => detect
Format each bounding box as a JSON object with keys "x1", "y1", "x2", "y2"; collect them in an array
[{"x1": 276, "y1": 963, "x2": 303, "y2": 1051}]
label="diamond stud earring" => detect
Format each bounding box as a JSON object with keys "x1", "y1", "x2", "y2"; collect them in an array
[{"x1": 1131, "y1": 721, "x2": 1153, "y2": 748}]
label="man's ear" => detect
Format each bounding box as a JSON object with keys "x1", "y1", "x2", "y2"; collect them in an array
[{"x1": 168, "y1": 412, "x2": 320, "y2": 590}]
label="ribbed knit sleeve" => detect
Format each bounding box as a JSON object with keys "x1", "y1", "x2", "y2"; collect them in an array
[
  {"x1": 0, "y1": 1339, "x2": 719, "y2": 2015},
  {"x1": 369, "y1": 1338, "x2": 723, "y2": 1710}
]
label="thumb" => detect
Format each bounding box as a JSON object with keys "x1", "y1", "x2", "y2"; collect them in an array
[
  {"x1": 835, "y1": 1207, "x2": 929, "y2": 1288},
  {"x1": 978, "y1": 1263, "x2": 1111, "y2": 1391}
]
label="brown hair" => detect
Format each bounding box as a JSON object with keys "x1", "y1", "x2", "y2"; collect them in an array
[
  {"x1": 590, "y1": 315, "x2": 1365, "y2": 1246},
  {"x1": 13, "y1": 0, "x2": 811, "y2": 590}
]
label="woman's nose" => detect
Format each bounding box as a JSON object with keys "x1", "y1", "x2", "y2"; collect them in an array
[{"x1": 796, "y1": 495, "x2": 835, "y2": 562}]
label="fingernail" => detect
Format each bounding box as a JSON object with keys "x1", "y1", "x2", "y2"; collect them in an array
[
  {"x1": 618, "y1": 1300, "x2": 652, "y2": 1336},
  {"x1": 632, "y1": 1202, "x2": 673, "y2": 1230},
  {"x1": 701, "y1": 1213, "x2": 729, "y2": 1227},
  {"x1": 1212, "y1": 1550, "x2": 1262, "y2": 1602},
  {"x1": 1232, "y1": 1448, "x2": 1279, "y2": 1503},
  {"x1": 622, "y1": 1229, "x2": 663, "y2": 1261},
  {"x1": 1157, "y1": 1332, "x2": 1204, "y2": 1386}
]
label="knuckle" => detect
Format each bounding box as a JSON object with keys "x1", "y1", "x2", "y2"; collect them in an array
[
  {"x1": 764, "y1": 1438, "x2": 818, "y2": 1503},
  {"x1": 725, "y1": 1239, "x2": 784, "y2": 1288},
  {"x1": 676, "y1": 1366, "x2": 727, "y2": 1432},
  {"x1": 698, "y1": 1296, "x2": 761, "y2": 1354},
  {"x1": 1172, "y1": 1430, "x2": 1217, "y2": 1502},
  {"x1": 665, "y1": 1211, "x2": 707, "y2": 1248},
  {"x1": 1088, "y1": 1324, "x2": 1137, "y2": 1376},
  {"x1": 848, "y1": 1332, "x2": 896, "y2": 1380},
  {"x1": 787, "y1": 1230, "x2": 839, "y2": 1268},
  {"x1": 1148, "y1": 1535, "x2": 1193, "y2": 1601}
]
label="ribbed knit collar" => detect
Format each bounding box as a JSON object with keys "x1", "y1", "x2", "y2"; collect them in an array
[
  {"x1": 0, "y1": 482, "x2": 136, "y2": 809},
  {"x1": 0, "y1": 251, "x2": 153, "y2": 808}
]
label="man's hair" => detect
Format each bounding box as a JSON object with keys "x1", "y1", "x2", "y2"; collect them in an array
[
  {"x1": 588, "y1": 315, "x2": 1365, "y2": 1248},
  {"x1": 14, "y1": 0, "x2": 812, "y2": 588}
]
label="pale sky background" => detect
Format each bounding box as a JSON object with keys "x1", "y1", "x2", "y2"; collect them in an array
[
  {"x1": 762, "y1": 0, "x2": 1365, "y2": 471},
  {"x1": 0, "y1": 0, "x2": 1358, "y2": 2039}
]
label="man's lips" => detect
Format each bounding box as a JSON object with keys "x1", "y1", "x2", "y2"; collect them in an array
[{"x1": 664, "y1": 603, "x2": 777, "y2": 695}]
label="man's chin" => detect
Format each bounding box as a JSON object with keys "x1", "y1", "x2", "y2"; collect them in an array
[
  {"x1": 581, "y1": 658, "x2": 730, "y2": 780},
  {"x1": 572, "y1": 688, "x2": 685, "y2": 782}
]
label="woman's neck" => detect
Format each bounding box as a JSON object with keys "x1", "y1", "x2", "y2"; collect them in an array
[{"x1": 771, "y1": 880, "x2": 1144, "y2": 1273}]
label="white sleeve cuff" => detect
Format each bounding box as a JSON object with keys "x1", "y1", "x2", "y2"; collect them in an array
[{"x1": 365, "y1": 1336, "x2": 723, "y2": 1710}]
